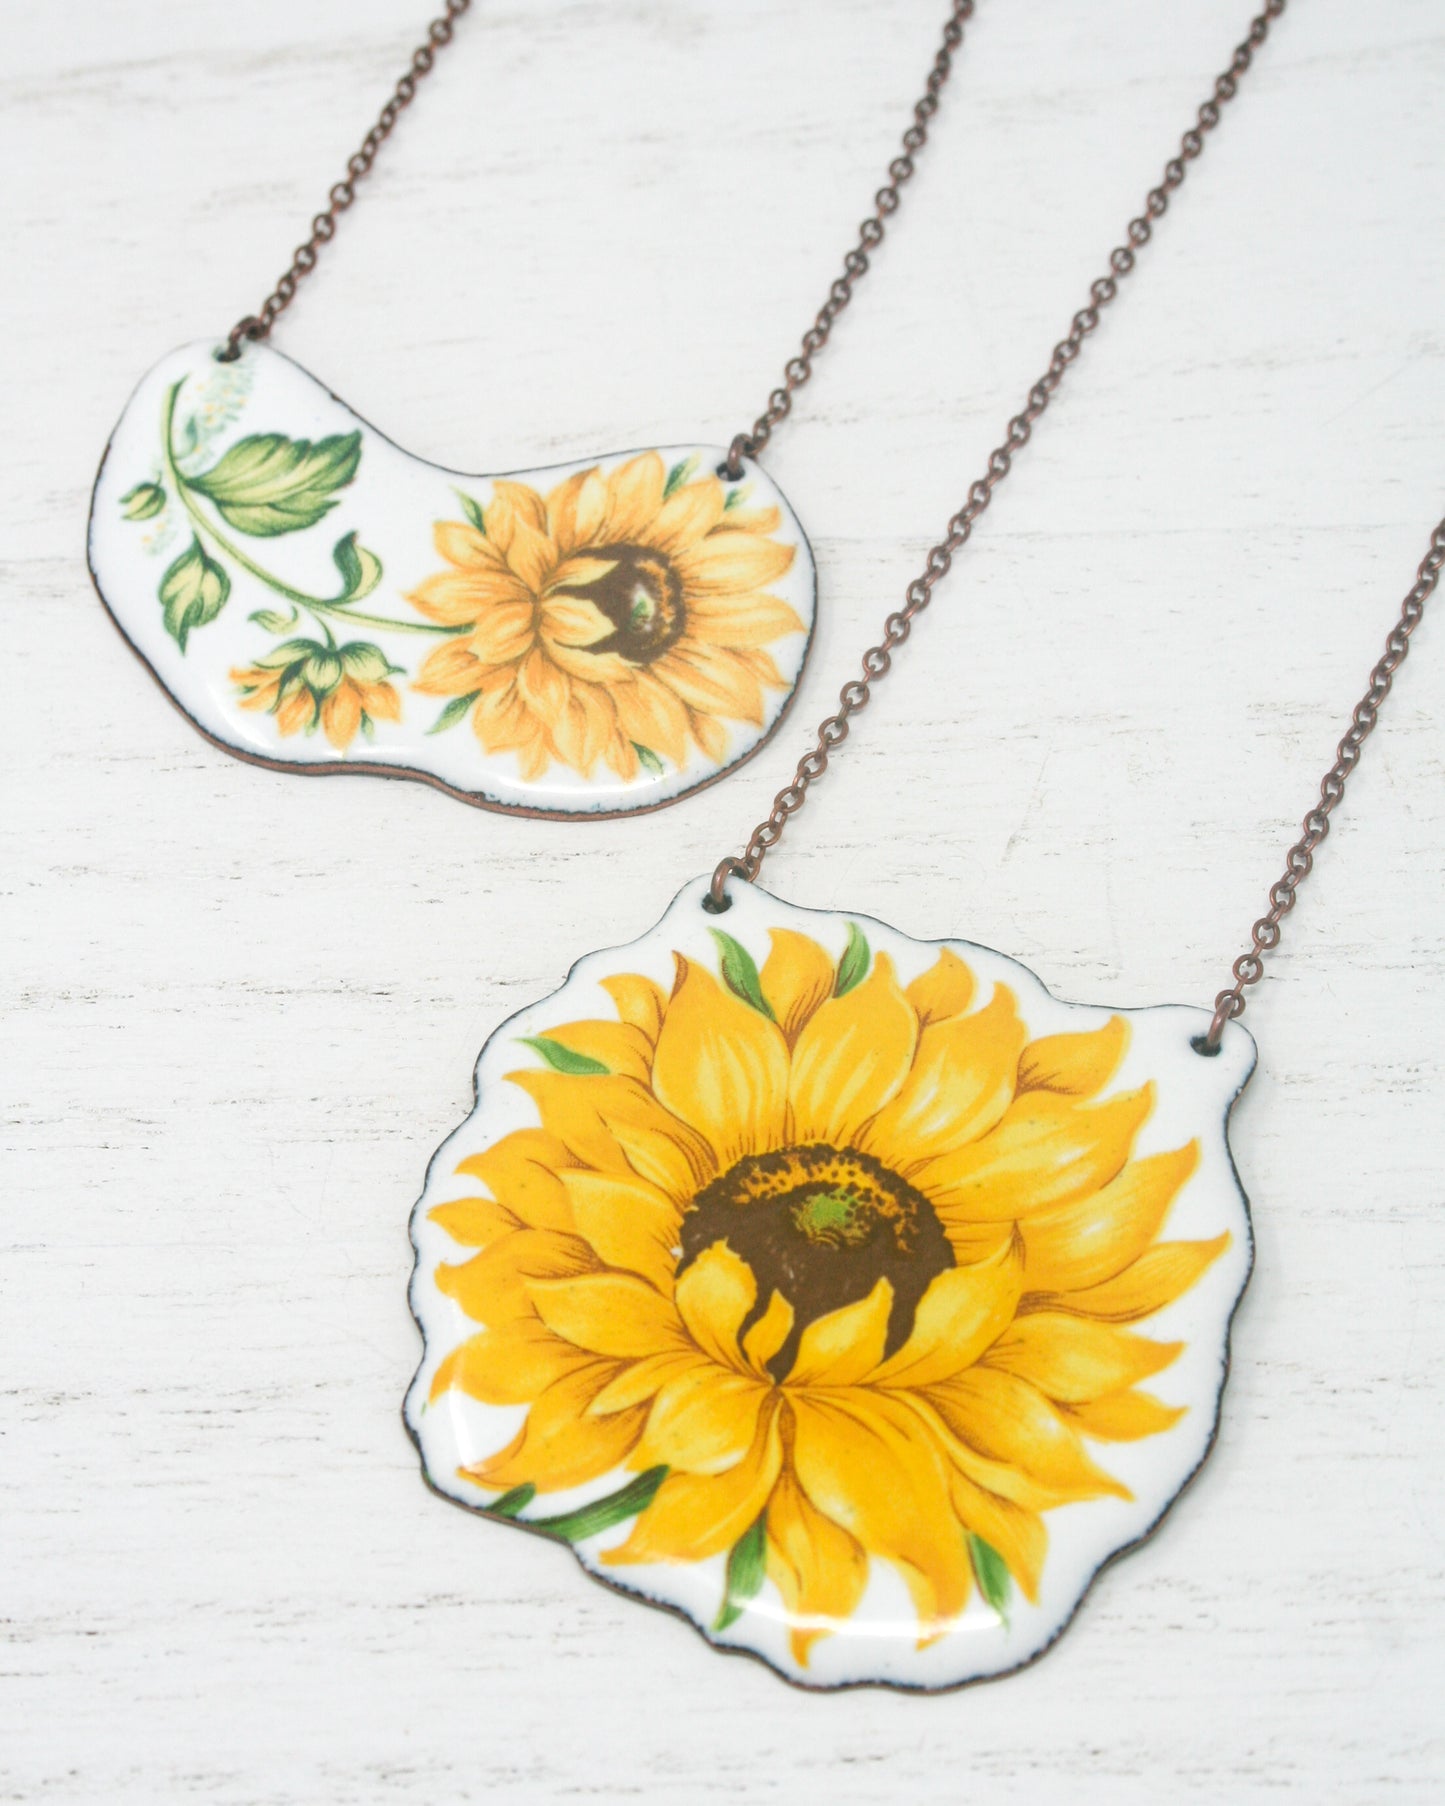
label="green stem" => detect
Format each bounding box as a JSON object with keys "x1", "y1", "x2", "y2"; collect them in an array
[{"x1": 160, "y1": 380, "x2": 465, "y2": 637}]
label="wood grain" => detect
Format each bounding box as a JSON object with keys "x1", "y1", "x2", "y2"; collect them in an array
[{"x1": 2, "y1": 1, "x2": 1442, "y2": 1800}]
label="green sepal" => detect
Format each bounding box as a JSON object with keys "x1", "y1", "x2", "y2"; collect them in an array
[
  {"x1": 428, "y1": 692, "x2": 480, "y2": 734},
  {"x1": 330, "y1": 529, "x2": 383, "y2": 601},
  {"x1": 121, "y1": 480, "x2": 165, "y2": 521},
  {"x1": 714, "y1": 1513, "x2": 768, "y2": 1633},
  {"x1": 663, "y1": 455, "x2": 697, "y2": 499},
  {"x1": 519, "y1": 1035, "x2": 610, "y2": 1077},
  {"x1": 723, "y1": 483, "x2": 749, "y2": 511},
  {"x1": 710, "y1": 930, "x2": 775, "y2": 1020},
  {"x1": 968, "y1": 1533, "x2": 1012, "y2": 1624},
  {"x1": 248, "y1": 606, "x2": 299, "y2": 633},
  {"x1": 632, "y1": 742, "x2": 665, "y2": 777},
  {"x1": 188, "y1": 430, "x2": 361, "y2": 535},
  {"x1": 456, "y1": 490, "x2": 486, "y2": 533},
  {"x1": 339, "y1": 641, "x2": 401, "y2": 682},
  {"x1": 489, "y1": 1483, "x2": 536, "y2": 1520},
  {"x1": 527, "y1": 1467, "x2": 667, "y2": 1542},
  {"x1": 834, "y1": 922, "x2": 870, "y2": 997},
  {"x1": 159, "y1": 536, "x2": 230, "y2": 651}
]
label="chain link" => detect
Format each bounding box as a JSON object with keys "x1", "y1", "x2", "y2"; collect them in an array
[
  {"x1": 1197, "y1": 518, "x2": 1444, "y2": 1049},
  {"x1": 218, "y1": 1, "x2": 472, "y2": 362},
  {"x1": 710, "y1": 0, "x2": 1290, "y2": 913},
  {"x1": 723, "y1": 1, "x2": 977, "y2": 480}
]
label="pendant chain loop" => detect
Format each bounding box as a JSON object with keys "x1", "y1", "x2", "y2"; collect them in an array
[
  {"x1": 1198, "y1": 519, "x2": 1443, "y2": 1048},
  {"x1": 218, "y1": 1, "x2": 473, "y2": 362},
  {"x1": 722, "y1": 1, "x2": 976, "y2": 480}
]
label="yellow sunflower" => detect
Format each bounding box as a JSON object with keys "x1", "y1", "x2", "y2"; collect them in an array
[
  {"x1": 408, "y1": 454, "x2": 803, "y2": 782},
  {"x1": 232, "y1": 638, "x2": 402, "y2": 752},
  {"x1": 426, "y1": 928, "x2": 1226, "y2": 1665}
]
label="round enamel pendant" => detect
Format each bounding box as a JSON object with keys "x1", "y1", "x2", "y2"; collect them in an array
[
  {"x1": 406, "y1": 878, "x2": 1255, "y2": 1690},
  {"x1": 88, "y1": 345, "x2": 815, "y2": 816}
]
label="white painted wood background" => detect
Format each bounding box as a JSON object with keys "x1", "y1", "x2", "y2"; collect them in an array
[{"x1": 3, "y1": 0, "x2": 1442, "y2": 1799}]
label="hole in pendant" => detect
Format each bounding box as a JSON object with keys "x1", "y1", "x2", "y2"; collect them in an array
[
  {"x1": 701, "y1": 891, "x2": 733, "y2": 916},
  {"x1": 1189, "y1": 1033, "x2": 1222, "y2": 1057}
]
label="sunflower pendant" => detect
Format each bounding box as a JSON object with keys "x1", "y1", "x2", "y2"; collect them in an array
[
  {"x1": 88, "y1": 344, "x2": 815, "y2": 814},
  {"x1": 407, "y1": 878, "x2": 1255, "y2": 1690}
]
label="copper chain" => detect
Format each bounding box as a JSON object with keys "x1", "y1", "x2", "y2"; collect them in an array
[
  {"x1": 1197, "y1": 519, "x2": 1443, "y2": 1049},
  {"x1": 218, "y1": 0, "x2": 972, "y2": 378},
  {"x1": 218, "y1": 1, "x2": 473, "y2": 362},
  {"x1": 712, "y1": 0, "x2": 1289, "y2": 902},
  {"x1": 723, "y1": 1, "x2": 976, "y2": 480}
]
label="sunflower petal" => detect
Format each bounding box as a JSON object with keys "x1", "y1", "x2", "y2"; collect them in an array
[
  {"x1": 861, "y1": 985, "x2": 1026, "y2": 1173},
  {"x1": 599, "y1": 971, "x2": 667, "y2": 1046},
  {"x1": 742, "y1": 1291, "x2": 795, "y2": 1378},
  {"x1": 926, "y1": 1367, "x2": 1131, "y2": 1503},
  {"x1": 682, "y1": 591, "x2": 805, "y2": 648},
  {"x1": 604, "y1": 452, "x2": 667, "y2": 542},
  {"x1": 674, "y1": 533, "x2": 795, "y2": 598},
  {"x1": 788, "y1": 951, "x2": 917, "y2": 1146},
  {"x1": 456, "y1": 1129, "x2": 575, "y2": 1233},
  {"x1": 673, "y1": 1244, "x2": 758, "y2": 1373},
  {"x1": 435, "y1": 1228, "x2": 597, "y2": 1327},
  {"x1": 463, "y1": 1361, "x2": 646, "y2": 1493},
  {"x1": 430, "y1": 1314, "x2": 585, "y2": 1406},
  {"x1": 1020, "y1": 1142, "x2": 1200, "y2": 1291},
  {"x1": 505, "y1": 1070, "x2": 713, "y2": 1201},
  {"x1": 1061, "y1": 1389, "x2": 1187, "y2": 1441},
  {"x1": 949, "y1": 1469, "x2": 1047, "y2": 1604},
  {"x1": 872, "y1": 1244, "x2": 1023, "y2": 1390},
  {"x1": 651, "y1": 955, "x2": 789, "y2": 1169},
  {"x1": 787, "y1": 1280, "x2": 892, "y2": 1388},
  {"x1": 983, "y1": 1311, "x2": 1182, "y2": 1404},
  {"x1": 604, "y1": 1399, "x2": 783, "y2": 1566},
  {"x1": 632, "y1": 1365, "x2": 767, "y2": 1476},
  {"x1": 428, "y1": 1194, "x2": 521, "y2": 1249},
  {"x1": 1017, "y1": 1015, "x2": 1130, "y2": 1098},
  {"x1": 558, "y1": 1168, "x2": 682, "y2": 1293},
  {"x1": 904, "y1": 949, "x2": 976, "y2": 1026},
  {"x1": 760, "y1": 929, "x2": 836, "y2": 1045},
  {"x1": 530, "y1": 1269, "x2": 682, "y2": 1360},
  {"x1": 765, "y1": 1460, "x2": 869, "y2": 1665},
  {"x1": 790, "y1": 1390, "x2": 972, "y2": 1637},
  {"x1": 922, "y1": 1084, "x2": 1155, "y2": 1223},
  {"x1": 1028, "y1": 1234, "x2": 1231, "y2": 1323},
  {"x1": 545, "y1": 467, "x2": 608, "y2": 551},
  {"x1": 649, "y1": 475, "x2": 726, "y2": 554}
]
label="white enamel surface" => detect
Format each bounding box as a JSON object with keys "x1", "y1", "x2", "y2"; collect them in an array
[
  {"x1": 407, "y1": 878, "x2": 1256, "y2": 1690},
  {"x1": 88, "y1": 342, "x2": 815, "y2": 815}
]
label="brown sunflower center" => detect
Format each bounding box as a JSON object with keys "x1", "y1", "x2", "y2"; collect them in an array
[
  {"x1": 678, "y1": 1145, "x2": 955, "y2": 1383},
  {"x1": 571, "y1": 544, "x2": 685, "y2": 664}
]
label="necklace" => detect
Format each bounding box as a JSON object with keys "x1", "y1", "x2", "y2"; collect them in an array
[
  {"x1": 406, "y1": 0, "x2": 1437, "y2": 1691},
  {"x1": 86, "y1": 1, "x2": 978, "y2": 819}
]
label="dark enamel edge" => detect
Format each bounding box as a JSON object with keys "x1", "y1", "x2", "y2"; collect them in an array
[
  {"x1": 401, "y1": 877, "x2": 1261, "y2": 1695},
  {"x1": 85, "y1": 341, "x2": 818, "y2": 823}
]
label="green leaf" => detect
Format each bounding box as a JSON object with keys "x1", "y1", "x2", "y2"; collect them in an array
[
  {"x1": 519, "y1": 1035, "x2": 610, "y2": 1077},
  {"x1": 714, "y1": 1513, "x2": 768, "y2": 1633},
  {"x1": 663, "y1": 455, "x2": 697, "y2": 499},
  {"x1": 834, "y1": 923, "x2": 870, "y2": 997},
  {"x1": 188, "y1": 430, "x2": 361, "y2": 535},
  {"x1": 490, "y1": 1483, "x2": 536, "y2": 1520},
  {"x1": 330, "y1": 530, "x2": 383, "y2": 600},
  {"x1": 710, "y1": 929, "x2": 775, "y2": 1019},
  {"x1": 631, "y1": 741, "x2": 665, "y2": 777},
  {"x1": 723, "y1": 483, "x2": 749, "y2": 511},
  {"x1": 428, "y1": 692, "x2": 480, "y2": 734},
  {"x1": 455, "y1": 490, "x2": 486, "y2": 533},
  {"x1": 159, "y1": 536, "x2": 230, "y2": 651},
  {"x1": 340, "y1": 641, "x2": 400, "y2": 682},
  {"x1": 527, "y1": 1467, "x2": 667, "y2": 1542},
  {"x1": 968, "y1": 1533, "x2": 1012, "y2": 1624},
  {"x1": 248, "y1": 606, "x2": 299, "y2": 633},
  {"x1": 121, "y1": 480, "x2": 165, "y2": 521}
]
